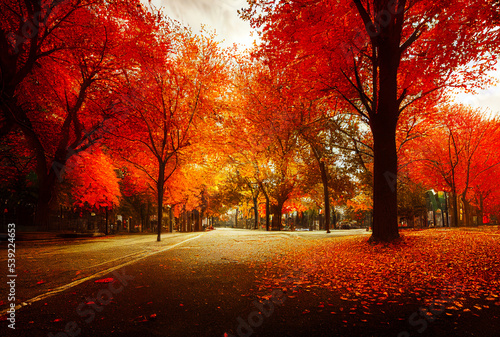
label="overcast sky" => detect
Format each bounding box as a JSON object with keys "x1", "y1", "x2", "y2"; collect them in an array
[
  {"x1": 151, "y1": 0, "x2": 500, "y2": 116},
  {"x1": 154, "y1": 0, "x2": 255, "y2": 49},
  {"x1": 454, "y1": 74, "x2": 500, "y2": 116}
]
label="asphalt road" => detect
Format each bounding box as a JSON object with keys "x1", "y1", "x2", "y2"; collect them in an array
[{"x1": 0, "y1": 228, "x2": 497, "y2": 337}]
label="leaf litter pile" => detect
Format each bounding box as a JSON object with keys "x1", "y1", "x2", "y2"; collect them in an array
[{"x1": 251, "y1": 229, "x2": 500, "y2": 319}]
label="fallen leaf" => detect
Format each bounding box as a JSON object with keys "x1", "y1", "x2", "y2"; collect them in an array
[{"x1": 95, "y1": 278, "x2": 114, "y2": 283}]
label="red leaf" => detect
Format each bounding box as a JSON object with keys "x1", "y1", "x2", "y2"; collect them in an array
[{"x1": 95, "y1": 277, "x2": 114, "y2": 283}]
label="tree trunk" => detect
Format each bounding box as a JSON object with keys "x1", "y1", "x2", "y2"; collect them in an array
[
  {"x1": 195, "y1": 209, "x2": 201, "y2": 232},
  {"x1": 370, "y1": 124, "x2": 399, "y2": 241},
  {"x1": 479, "y1": 193, "x2": 484, "y2": 225},
  {"x1": 157, "y1": 164, "x2": 165, "y2": 241},
  {"x1": 464, "y1": 195, "x2": 475, "y2": 227},
  {"x1": 319, "y1": 161, "x2": 331, "y2": 233},
  {"x1": 182, "y1": 206, "x2": 187, "y2": 232},
  {"x1": 259, "y1": 183, "x2": 271, "y2": 231},
  {"x1": 105, "y1": 207, "x2": 109, "y2": 235},
  {"x1": 271, "y1": 202, "x2": 284, "y2": 230},
  {"x1": 443, "y1": 193, "x2": 449, "y2": 227},
  {"x1": 368, "y1": 32, "x2": 401, "y2": 242},
  {"x1": 264, "y1": 196, "x2": 270, "y2": 231},
  {"x1": 463, "y1": 199, "x2": 470, "y2": 227},
  {"x1": 332, "y1": 207, "x2": 337, "y2": 229},
  {"x1": 370, "y1": 97, "x2": 399, "y2": 241},
  {"x1": 34, "y1": 166, "x2": 56, "y2": 229},
  {"x1": 169, "y1": 206, "x2": 173, "y2": 233},
  {"x1": 34, "y1": 190, "x2": 52, "y2": 230},
  {"x1": 253, "y1": 198, "x2": 259, "y2": 229},
  {"x1": 146, "y1": 201, "x2": 150, "y2": 231},
  {"x1": 140, "y1": 206, "x2": 144, "y2": 232},
  {"x1": 451, "y1": 191, "x2": 459, "y2": 227}
]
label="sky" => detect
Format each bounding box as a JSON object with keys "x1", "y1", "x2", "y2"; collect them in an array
[
  {"x1": 154, "y1": 0, "x2": 256, "y2": 49},
  {"x1": 152, "y1": 0, "x2": 500, "y2": 116},
  {"x1": 454, "y1": 73, "x2": 500, "y2": 116}
]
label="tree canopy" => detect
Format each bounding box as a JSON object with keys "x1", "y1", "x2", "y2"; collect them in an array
[{"x1": 1, "y1": 0, "x2": 499, "y2": 241}]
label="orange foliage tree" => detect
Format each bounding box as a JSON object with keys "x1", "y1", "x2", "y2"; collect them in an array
[
  {"x1": 232, "y1": 60, "x2": 307, "y2": 231},
  {"x1": 109, "y1": 23, "x2": 231, "y2": 240}
]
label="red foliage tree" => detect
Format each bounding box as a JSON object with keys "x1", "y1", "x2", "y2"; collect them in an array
[
  {"x1": 1, "y1": 0, "x2": 155, "y2": 227},
  {"x1": 64, "y1": 148, "x2": 120, "y2": 212},
  {"x1": 241, "y1": 0, "x2": 500, "y2": 241},
  {"x1": 403, "y1": 105, "x2": 500, "y2": 226}
]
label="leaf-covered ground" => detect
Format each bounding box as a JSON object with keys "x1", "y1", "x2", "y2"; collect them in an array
[{"x1": 252, "y1": 228, "x2": 500, "y2": 319}]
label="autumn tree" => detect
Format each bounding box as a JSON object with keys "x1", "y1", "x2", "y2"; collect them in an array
[
  {"x1": 1, "y1": 0, "x2": 153, "y2": 227},
  {"x1": 220, "y1": 101, "x2": 270, "y2": 230},
  {"x1": 286, "y1": 87, "x2": 365, "y2": 232},
  {"x1": 404, "y1": 105, "x2": 500, "y2": 226},
  {"x1": 241, "y1": 0, "x2": 500, "y2": 241},
  {"x1": 110, "y1": 23, "x2": 230, "y2": 241},
  {"x1": 232, "y1": 61, "x2": 307, "y2": 231},
  {"x1": 117, "y1": 165, "x2": 154, "y2": 233},
  {"x1": 1, "y1": 0, "x2": 92, "y2": 136},
  {"x1": 55, "y1": 147, "x2": 121, "y2": 233}
]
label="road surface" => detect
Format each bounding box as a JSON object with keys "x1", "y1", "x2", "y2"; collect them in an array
[{"x1": 1, "y1": 228, "x2": 497, "y2": 337}]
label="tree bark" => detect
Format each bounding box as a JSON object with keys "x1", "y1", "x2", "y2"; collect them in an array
[
  {"x1": 319, "y1": 161, "x2": 331, "y2": 233},
  {"x1": 253, "y1": 197, "x2": 259, "y2": 229},
  {"x1": 368, "y1": 33, "x2": 401, "y2": 242},
  {"x1": 146, "y1": 201, "x2": 150, "y2": 231},
  {"x1": 195, "y1": 209, "x2": 201, "y2": 232},
  {"x1": 370, "y1": 120, "x2": 399, "y2": 241},
  {"x1": 331, "y1": 207, "x2": 336, "y2": 229},
  {"x1": 105, "y1": 207, "x2": 109, "y2": 235},
  {"x1": 451, "y1": 190, "x2": 459, "y2": 227},
  {"x1": 157, "y1": 164, "x2": 165, "y2": 241},
  {"x1": 259, "y1": 185, "x2": 271, "y2": 231},
  {"x1": 183, "y1": 211, "x2": 187, "y2": 232},
  {"x1": 169, "y1": 206, "x2": 173, "y2": 233},
  {"x1": 34, "y1": 187, "x2": 52, "y2": 230},
  {"x1": 271, "y1": 202, "x2": 284, "y2": 230},
  {"x1": 479, "y1": 193, "x2": 484, "y2": 225}
]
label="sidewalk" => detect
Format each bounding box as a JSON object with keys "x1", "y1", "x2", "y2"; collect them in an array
[{"x1": 1, "y1": 230, "x2": 179, "y2": 241}]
